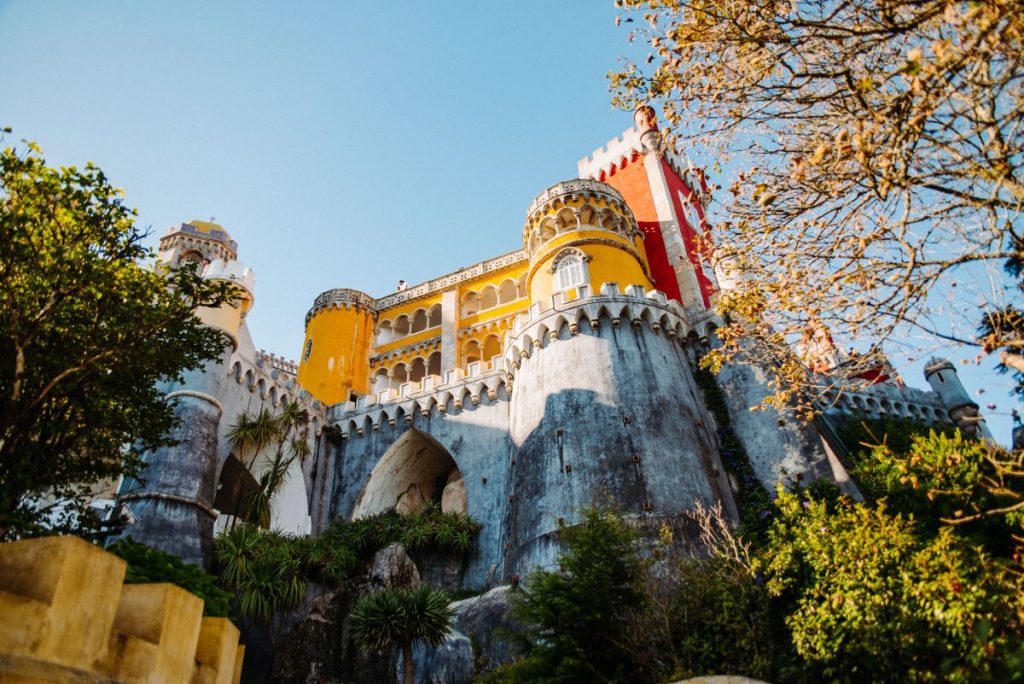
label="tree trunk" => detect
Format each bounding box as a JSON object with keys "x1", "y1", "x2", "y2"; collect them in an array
[{"x1": 402, "y1": 640, "x2": 414, "y2": 684}]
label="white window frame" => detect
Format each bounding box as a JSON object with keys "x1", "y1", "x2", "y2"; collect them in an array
[{"x1": 551, "y1": 249, "x2": 591, "y2": 292}]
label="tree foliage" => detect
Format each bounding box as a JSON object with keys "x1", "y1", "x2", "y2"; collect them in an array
[
  {"x1": 213, "y1": 506, "x2": 480, "y2": 623},
  {"x1": 611, "y1": 0, "x2": 1024, "y2": 408},
  {"x1": 107, "y1": 537, "x2": 232, "y2": 617},
  {"x1": 350, "y1": 585, "x2": 453, "y2": 684},
  {"x1": 0, "y1": 136, "x2": 232, "y2": 539},
  {"x1": 502, "y1": 507, "x2": 648, "y2": 683}
]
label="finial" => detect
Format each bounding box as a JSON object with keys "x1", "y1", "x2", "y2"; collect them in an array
[
  {"x1": 633, "y1": 105, "x2": 658, "y2": 134},
  {"x1": 633, "y1": 105, "x2": 659, "y2": 155}
]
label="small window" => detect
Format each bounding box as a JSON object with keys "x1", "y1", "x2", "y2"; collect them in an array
[
  {"x1": 303, "y1": 339, "x2": 313, "y2": 361},
  {"x1": 555, "y1": 255, "x2": 585, "y2": 291}
]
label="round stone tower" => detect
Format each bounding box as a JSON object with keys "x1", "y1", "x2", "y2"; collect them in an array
[
  {"x1": 504, "y1": 179, "x2": 737, "y2": 577},
  {"x1": 297, "y1": 289, "x2": 376, "y2": 406},
  {"x1": 118, "y1": 256, "x2": 254, "y2": 568},
  {"x1": 925, "y1": 357, "x2": 992, "y2": 439}
]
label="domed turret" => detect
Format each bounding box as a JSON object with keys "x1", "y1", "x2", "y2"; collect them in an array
[{"x1": 522, "y1": 179, "x2": 653, "y2": 305}]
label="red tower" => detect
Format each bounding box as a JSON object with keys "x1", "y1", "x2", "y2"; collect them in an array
[{"x1": 577, "y1": 106, "x2": 716, "y2": 310}]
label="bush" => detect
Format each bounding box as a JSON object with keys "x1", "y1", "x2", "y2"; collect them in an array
[
  {"x1": 501, "y1": 507, "x2": 648, "y2": 683},
  {"x1": 213, "y1": 506, "x2": 481, "y2": 623},
  {"x1": 107, "y1": 538, "x2": 231, "y2": 617}
]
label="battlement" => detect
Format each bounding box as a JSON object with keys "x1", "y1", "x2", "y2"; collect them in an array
[
  {"x1": 160, "y1": 221, "x2": 239, "y2": 254},
  {"x1": 229, "y1": 353, "x2": 326, "y2": 431},
  {"x1": 329, "y1": 282, "x2": 721, "y2": 436},
  {"x1": 0, "y1": 536, "x2": 243, "y2": 683},
  {"x1": 576, "y1": 126, "x2": 645, "y2": 181},
  {"x1": 822, "y1": 382, "x2": 952, "y2": 427},
  {"x1": 305, "y1": 251, "x2": 530, "y2": 327},
  {"x1": 256, "y1": 350, "x2": 299, "y2": 377},
  {"x1": 525, "y1": 178, "x2": 627, "y2": 218}
]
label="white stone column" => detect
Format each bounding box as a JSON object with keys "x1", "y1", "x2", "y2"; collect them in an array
[{"x1": 441, "y1": 289, "x2": 458, "y2": 374}]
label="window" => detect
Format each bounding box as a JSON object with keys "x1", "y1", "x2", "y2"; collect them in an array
[
  {"x1": 303, "y1": 339, "x2": 313, "y2": 361},
  {"x1": 555, "y1": 254, "x2": 585, "y2": 291}
]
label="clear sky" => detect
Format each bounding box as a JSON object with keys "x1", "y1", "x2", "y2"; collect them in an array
[{"x1": 1, "y1": 0, "x2": 1017, "y2": 444}]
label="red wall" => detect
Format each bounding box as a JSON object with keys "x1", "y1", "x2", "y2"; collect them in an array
[
  {"x1": 660, "y1": 159, "x2": 714, "y2": 308},
  {"x1": 601, "y1": 156, "x2": 682, "y2": 303}
]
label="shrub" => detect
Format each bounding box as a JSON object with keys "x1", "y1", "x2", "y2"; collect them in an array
[{"x1": 107, "y1": 538, "x2": 231, "y2": 617}]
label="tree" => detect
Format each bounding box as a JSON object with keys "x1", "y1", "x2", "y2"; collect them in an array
[
  {"x1": 611, "y1": 0, "x2": 1024, "y2": 409},
  {"x1": 504, "y1": 507, "x2": 648, "y2": 683},
  {"x1": 0, "y1": 135, "x2": 232, "y2": 539},
  {"x1": 350, "y1": 585, "x2": 454, "y2": 684},
  {"x1": 225, "y1": 400, "x2": 311, "y2": 529}
]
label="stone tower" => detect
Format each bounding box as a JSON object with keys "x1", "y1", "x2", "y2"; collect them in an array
[
  {"x1": 504, "y1": 179, "x2": 736, "y2": 576},
  {"x1": 116, "y1": 223, "x2": 254, "y2": 568},
  {"x1": 925, "y1": 357, "x2": 993, "y2": 440}
]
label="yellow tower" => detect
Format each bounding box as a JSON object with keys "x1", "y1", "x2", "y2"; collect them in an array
[
  {"x1": 522, "y1": 179, "x2": 652, "y2": 304},
  {"x1": 298, "y1": 289, "x2": 376, "y2": 405}
]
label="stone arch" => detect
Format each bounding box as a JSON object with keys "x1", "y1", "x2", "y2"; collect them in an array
[
  {"x1": 372, "y1": 367, "x2": 390, "y2": 395},
  {"x1": 394, "y1": 314, "x2": 410, "y2": 338},
  {"x1": 409, "y1": 356, "x2": 427, "y2": 383},
  {"x1": 480, "y1": 285, "x2": 498, "y2": 310},
  {"x1": 427, "y1": 350, "x2": 442, "y2": 377},
  {"x1": 411, "y1": 309, "x2": 428, "y2": 334},
  {"x1": 391, "y1": 362, "x2": 408, "y2": 388},
  {"x1": 376, "y1": 320, "x2": 394, "y2": 345},
  {"x1": 352, "y1": 429, "x2": 467, "y2": 518},
  {"x1": 498, "y1": 278, "x2": 518, "y2": 305},
  {"x1": 462, "y1": 291, "x2": 480, "y2": 318},
  {"x1": 462, "y1": 339, "x2": 482, "y2": 367},
  {"x1": 427, "y1": 303, "x2": 442, "y2": 328},
  {"x1": 482, "y1": 334, "x2": 502, "y2": 365}
]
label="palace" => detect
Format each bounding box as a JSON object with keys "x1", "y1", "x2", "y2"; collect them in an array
[{"x1": 117, "y1": 109, "x2": 990, "y2": 587}]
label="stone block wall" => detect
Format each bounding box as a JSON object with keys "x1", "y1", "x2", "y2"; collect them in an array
[{"x1": 0, "y1": 535, "x2": 244, "y2": 683}]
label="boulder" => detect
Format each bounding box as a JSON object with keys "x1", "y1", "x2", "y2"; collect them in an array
[
  {"x1": 440, "y1": 477, "x2": 467, "y2": 515},
  {"x1": 400, "y1": 633, "x2": 474, "y2": 684},
  {"x1": 415, "y1": 585, "x2": 518, "y2": 681},
  {"x1": 368, "y1": 543, "x2": 420, "y2": 590}
]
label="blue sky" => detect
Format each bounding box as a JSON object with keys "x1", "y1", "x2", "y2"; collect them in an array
[{"x1": 1, "y1": 1, "x2": 1017, "y2": 443}]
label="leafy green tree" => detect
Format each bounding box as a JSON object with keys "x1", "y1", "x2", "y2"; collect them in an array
[
  {"x1": 758, "y1": 488, "x2": 1024, "y2": 682},
  {"x1": 0, "y1": 135, "x2": 231, "y2": 539},
  {"x1": 611, "y1": 0, "x2": 1024, "y2": 411},
  {"x1": 214, "y1": 523, "x2": 306, "y2": 631},
  {"x1": 504, "y1": 507, "x2": 648, "y2": 683},
  {"x1": 350, "y1": 585, "x2": 454, "y2": 684}
]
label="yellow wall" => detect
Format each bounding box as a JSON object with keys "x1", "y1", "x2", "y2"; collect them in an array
[
  {"x1": 298, "y1": 305, "x2": 375, "y2": 405},
  {"x1": 528, "y1": 229, "x2": 652, "y2": 305}
]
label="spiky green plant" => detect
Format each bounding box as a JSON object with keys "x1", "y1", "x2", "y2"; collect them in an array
[{"x1": 350, "y1": 585, "x2": 454, "y2": 684}]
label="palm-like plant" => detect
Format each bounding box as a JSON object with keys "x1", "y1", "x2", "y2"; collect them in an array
[
  {"x1": 350, "y1": 585, "x2": 454, "y2": 684},
  {"x1": 226, "y1": 400, "x2": 311, "y2": 529}
]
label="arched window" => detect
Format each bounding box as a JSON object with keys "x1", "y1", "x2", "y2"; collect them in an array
[
  {"x1": 411, "y1": 309, "x2": 428, "y2": 334},
  {"x1": 554, "y1": 251, "x2": 588, "y2": 291},
  {"x1": 427, "y1": 304, "x2": 442, "y2": 328}
]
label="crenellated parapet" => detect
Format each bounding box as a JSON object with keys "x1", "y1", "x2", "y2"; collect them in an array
[
  {"x1": 330, "y1": 362, "x2": 508, "y2": 439},
  {"x1": 327, "y1": 282, "x2": 720, "y2": 440},
  {"x1": 256, "y1": 350, "x2": 299, "y2": 377},
  {"x1": 0, "y1": 536, "x2": 244, "y2": 684},
  {"x1": 228, "y1": 354, "x2": 325, "y2": 431},
  {"x1": 304, "y1": 288, "x2": 376, "y2": 327}
]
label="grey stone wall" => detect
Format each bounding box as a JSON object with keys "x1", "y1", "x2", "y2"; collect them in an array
[
  {"x1": 506, "y1": 310, "x2": 737, "y2": 577},
  {"x1": 316, "y1": 391, "x2": 515, "y2": 589}
]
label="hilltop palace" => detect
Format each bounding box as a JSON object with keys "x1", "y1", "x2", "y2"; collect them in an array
[{"x1": 117, "y1": 109, "x2": 991, "y2": 587}]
